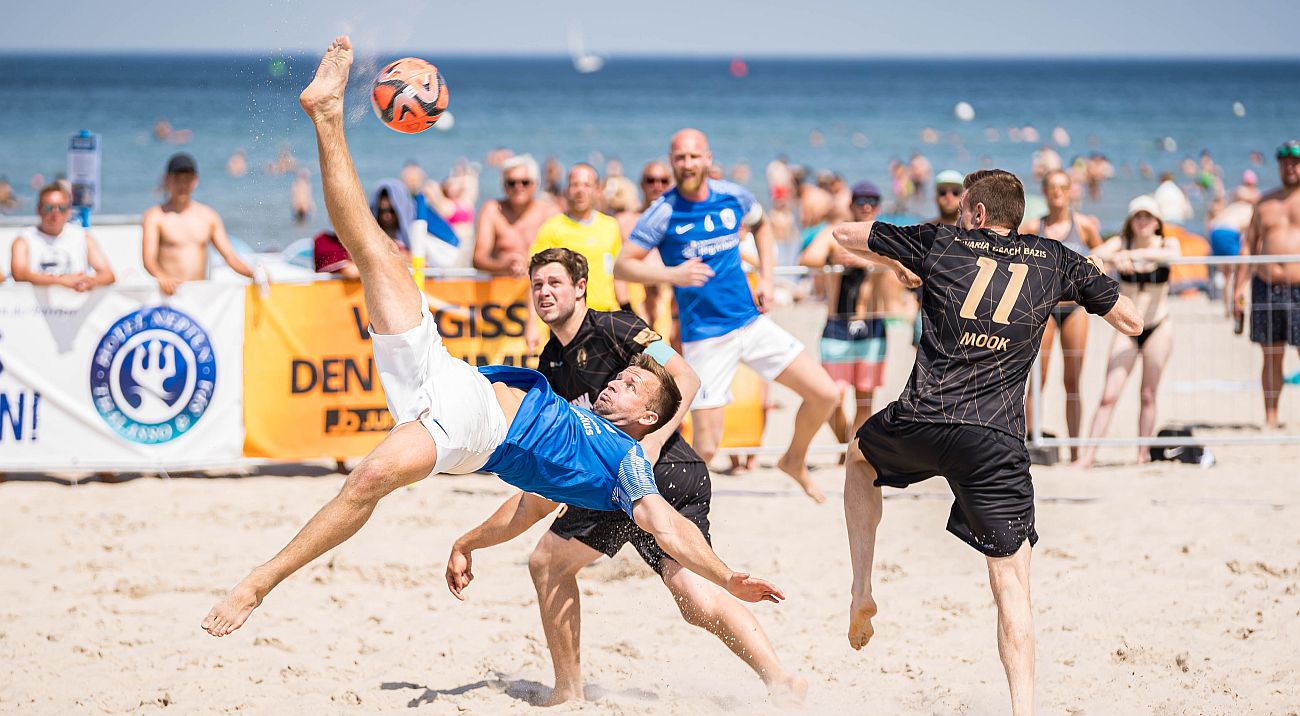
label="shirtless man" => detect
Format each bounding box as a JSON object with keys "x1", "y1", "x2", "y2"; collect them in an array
[
  {"x1": 473, "y1": 154, "x2": 558, "y2": 277},
  {"x1": 202, "y1": 36, "x2": 780, "y2": 640},
  {"x1": 142, "y1": 153, "x2": 255, "y2": 295},
  {"x1": 1233, "y1": 140, "x2": 1300, "y2": 428},
  {"x1": 795, "y1": 166, "x2": 834, "y2": 230}
]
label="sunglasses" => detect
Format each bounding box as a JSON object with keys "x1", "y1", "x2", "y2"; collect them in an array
[
  {"x1": 41, "y1": 203, "x2": 70, "y2": 213},
  {"x1": 851, "y1": 197, "x2": 880, "y2": 207},
  {"x1": 505, "y1": 178, "x2": 534, "y2": 188},
  {"x1": 641, "y1": 176, "x2": 671, "y2": 186},
  {"x1": 936, "y1": 187, "x2": 962, "y2": 197},
  {"x1": 1277, "y1": 143, "x2": 1300, "y2": 159}
]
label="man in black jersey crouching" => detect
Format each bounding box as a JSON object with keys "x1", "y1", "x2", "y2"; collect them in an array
[
  {"x1": 833, "y1": 170, "x2": 1143, "y2": 716},
  {"x1": 446, "y1": 248, "x2": 805, "y2": 706}
]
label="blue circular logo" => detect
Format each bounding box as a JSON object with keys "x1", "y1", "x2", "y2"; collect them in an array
[{"x1": 89, "y1": 306, "x2": 217, "y2": 444}]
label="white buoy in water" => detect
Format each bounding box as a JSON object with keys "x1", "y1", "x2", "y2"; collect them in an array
[
  {"x1": 1161, "y1": 136, "x2": 1178, "y2": 152},
  {"x1": 954, "y1": 101, "x2": 975, "y2": 122},
  {"x1": 1232, "y1": 102, "x2": 1246, "y2": 118}
]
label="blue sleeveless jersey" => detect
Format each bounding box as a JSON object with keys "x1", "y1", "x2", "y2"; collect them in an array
[
  {"x1": 629, "y1": 179, "x2": 761, "y2": 343},
  {"x1": 478, "y1": 366, "x2": 658, "y2": 517}
]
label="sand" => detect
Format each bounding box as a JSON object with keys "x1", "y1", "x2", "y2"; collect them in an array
[{"x1": 2, "y1": 300, "x2": 1299, "y2": 715}]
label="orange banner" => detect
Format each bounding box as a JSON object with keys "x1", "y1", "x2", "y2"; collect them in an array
[
  {"x1": 242, "y1": 277, "x2": 766, "y2": 461},
  {"x1": 242, "y1": 278, "x2": 533, "y2": 460}
]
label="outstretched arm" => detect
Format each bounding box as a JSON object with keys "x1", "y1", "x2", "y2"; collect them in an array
[
  {"x1": 631, "y1": 494, "x2": 784, "y2": 604},
  {"x1": 832, "y1": 222, "x2": 921, "y2": 288},
  {"x1": 1103, "y1": 294, "x2": 1143, "y2": 336},
  {"x1": 446, "y1": 491, "x2": 558, "y2": 600}
]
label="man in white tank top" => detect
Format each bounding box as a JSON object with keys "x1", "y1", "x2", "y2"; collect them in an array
[{"x1": 9, "y1": 184, "x2": 115, "y2": 291}]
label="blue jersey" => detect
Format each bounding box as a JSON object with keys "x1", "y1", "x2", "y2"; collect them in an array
[
  {"x1": 478, "y1": 366, "x2": 659, "y2": 517},
  {"x1": 629, "y1": 179, "x2": 762, "y2": 343}
]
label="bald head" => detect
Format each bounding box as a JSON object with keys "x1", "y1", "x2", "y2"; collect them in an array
[
  {"x1": 670, "y1": 128, "x2": 710, "y2": 154},
  {"x1": 669, "y1": 128, "x2": 712, "y2": 198}
]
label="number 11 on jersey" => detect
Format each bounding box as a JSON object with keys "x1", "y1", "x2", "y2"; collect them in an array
[{"x1": 959, "y1": 257, "x2": 1028, "y2": 325}]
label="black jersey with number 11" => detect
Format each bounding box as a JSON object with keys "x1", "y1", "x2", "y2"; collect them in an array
[{"x1": 869, "y1": 223, "x2": 1120, "y2": 438}]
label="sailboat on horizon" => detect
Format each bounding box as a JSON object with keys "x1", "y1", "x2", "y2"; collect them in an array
[{"x1": 568, "y1": 25, "x2": 604, "y2": 74}]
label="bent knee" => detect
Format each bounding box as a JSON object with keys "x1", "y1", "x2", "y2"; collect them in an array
[
  {"x1": 341, "y1": 460, "x2": 395, "y2": 504},
  {"x1": 528, "y1": 536, "x2": 582, "y2": 582},
  {"x1": 673, "y1": 591, "x2": 724, "y2": 629},
  {"x1": 810, "y1": 380, "x2": 841, "y2": 406}
]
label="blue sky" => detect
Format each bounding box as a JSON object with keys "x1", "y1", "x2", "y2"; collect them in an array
[{"x1": 6, "y1": 0, "x2": 1297, "y2": 57}]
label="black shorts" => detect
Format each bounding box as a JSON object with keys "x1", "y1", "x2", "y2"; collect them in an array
[
  {"x1": 856, "y1": 405, "x2": 1037, "y2": 557},
  {"x1": 549, "y1": 461, "x2": 711, "y2": 575},
  {"x1": 1250, "y1": 277, "x2": 1300, "y2": 346}
]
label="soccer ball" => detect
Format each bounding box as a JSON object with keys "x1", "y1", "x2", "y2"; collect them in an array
[{"x1": 370, "y1": 58, "x2": 449, "y2": 134}]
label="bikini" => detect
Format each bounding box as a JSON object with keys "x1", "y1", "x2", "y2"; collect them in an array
[
  {"x1": 1045, "y1": 213, "x2": 1088, "y2": 328},
  {"x1": 1116, "y1": 238, "x2": 1171, "y2": 350}
]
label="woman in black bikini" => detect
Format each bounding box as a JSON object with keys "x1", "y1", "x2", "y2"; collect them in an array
[
  {"x1": 1021, "y1": 169, "x2": 1103, "y2": 460},
  {"x1": 1076, "y1": 196, "x2": 1182, "y2": 468}
]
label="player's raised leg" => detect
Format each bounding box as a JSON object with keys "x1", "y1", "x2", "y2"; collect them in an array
[
  {"x1": 987, "y1": 541, "x2": 1035, "y2": 716},
  {"x1": 659, "y1": 560, "x2": 808, "y2": 701},
  {"x1": 299, "y1": 35, "x2": 422, "y2": 336},
  {"x1": 202, "y1": 421, "x2": 438, "y2": 637},
  {"x1": 844, "y1": 443, "x2": 882, "y2": 649},
  {"x1": 527, "y1": 532, "x2": 603, "y2": 705}
]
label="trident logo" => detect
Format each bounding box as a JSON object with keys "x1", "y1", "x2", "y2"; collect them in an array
[
  {"x1": 128, "y1": 339, "x2": 179, "y2": 417},
  {"x1": 92, "y1": 306, "x2": 216, "y2": 444}
]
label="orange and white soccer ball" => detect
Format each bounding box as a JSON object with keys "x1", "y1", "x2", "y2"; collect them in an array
[{"x1": 370, "y1": 58, "x2": 449, "y2": 134}]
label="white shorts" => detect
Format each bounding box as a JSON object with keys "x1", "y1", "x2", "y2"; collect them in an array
[
  {"x1": 683, "y1": 315, "x2": 804, "y2": 410},
  {"x1": 370, "y1": 305, "x2": 509, "y2": 474}
]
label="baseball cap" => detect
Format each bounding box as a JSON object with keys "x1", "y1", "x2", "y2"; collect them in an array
[
  {"x1": 166, "y1": 153, "x2": 198, "y2": 175},
  {"x1": 1126, "y1": 194, "x2": 1163, "y2": 222},
  {"x1": 1277, "y1": 140, "x2": 1300, "y2": 159},
  {"x1": 935, "y1": 169, "x2": 964, "y2": 187},
  {"x1": 851, "y1": 181, "x2": 881, "y2": 201}
]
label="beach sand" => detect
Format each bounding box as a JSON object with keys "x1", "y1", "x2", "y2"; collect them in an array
[{"x1": 2, "y1": 300, "x2": 1299, "y2": 714}]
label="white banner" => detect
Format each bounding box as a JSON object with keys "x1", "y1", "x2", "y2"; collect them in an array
[{"x1": 0, "y1": 282, "x2": 244, "y2": 469}]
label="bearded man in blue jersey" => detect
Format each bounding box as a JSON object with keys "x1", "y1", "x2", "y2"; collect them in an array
[
  {"x1": 615, "y1": 129, "x2": 839, "y2": 501},
  {"x1": 202, "y1": 37, "x2": 781, "y2": 639}
]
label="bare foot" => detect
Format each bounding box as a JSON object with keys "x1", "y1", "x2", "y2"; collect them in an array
[
  {"x1": 540, "y1": 686, "x2": 583, "y2": 707},
  {"x1": 299, "y1": 35, "x2": 353, "y2": 122},
  {"x1": 1070, "y1": 458, "x2": 1093, "y2": 470},
  {"x1": 201, "y1": 578, "x2": 264, "y2": 637},
  {"x1": 777, "y1": 452, "x2": 826, "y2": 503},
  {"x1": 848, "y1": 594, "x2": 878, "y2": 650},
  {"x1": 768, "y1": 673, "x2": 809, "y2": 707}
]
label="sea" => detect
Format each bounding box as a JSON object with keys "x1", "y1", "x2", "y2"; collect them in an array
[{"x1": 1, "y1": 54, "x2": 1297, "y2": 251}]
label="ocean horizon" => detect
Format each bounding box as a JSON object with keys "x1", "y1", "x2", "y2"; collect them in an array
[{"x1": 2, "y1": 54, "x2": 1297, "y2": 249}]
